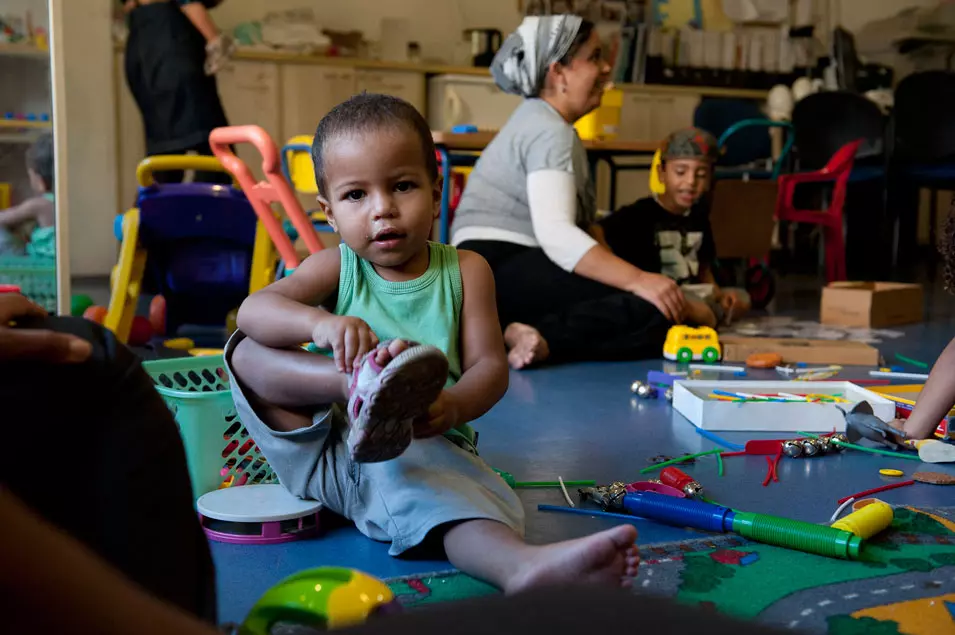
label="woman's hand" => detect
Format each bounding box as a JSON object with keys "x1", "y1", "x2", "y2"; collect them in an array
[
  {"x1": 630, "y1": 272, "x2": 685, "y2": 323},
  {"x1": 0, "y1": 294, "x2": 92, "y2": 363}
]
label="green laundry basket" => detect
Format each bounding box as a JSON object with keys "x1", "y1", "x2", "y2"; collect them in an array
[
  {"x1": 142, "y1": 355, "x2": 276, "y2": 501},
  {"x1": 0, "y1": 254, "x2": 56, "y2": 311}
]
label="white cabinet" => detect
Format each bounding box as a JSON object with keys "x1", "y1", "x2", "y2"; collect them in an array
[
  {"x1": 355, "y1": 69, "x2": 425, "y2": 114},
  {"x1": 281, "y1": 65, "x2": 356, "y2": 142},
  {"x1": 217, "y1": 61, "x2": 281, "y2": 179}
]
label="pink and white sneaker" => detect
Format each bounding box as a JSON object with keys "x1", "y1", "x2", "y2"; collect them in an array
[{"x1": 345, "y1": 340, "x2": 449, "y2": 463}]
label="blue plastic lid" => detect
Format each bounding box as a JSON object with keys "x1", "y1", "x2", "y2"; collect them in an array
[{"x1": 451, "y1": 125, "x2": 479, "y2": 134}]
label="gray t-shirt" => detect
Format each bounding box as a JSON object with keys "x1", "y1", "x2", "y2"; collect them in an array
[{"x1": 450, "y1": 98, "x2": 597, "y2": 245}]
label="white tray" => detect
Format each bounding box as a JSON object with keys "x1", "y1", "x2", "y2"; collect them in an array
[{"x1": 672, "y1": 380, "x2": 896, "y2": 432}]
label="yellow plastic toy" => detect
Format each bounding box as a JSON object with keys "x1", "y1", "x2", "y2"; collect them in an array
[
  {"x1": 649, "y1": 149, "x2": 665, "y2": 195},
  {"x1": 663, "y1": 325, "x2": 721, "y2": 363},
  {"x1": 574, "y1": 88, "x2": 623, "y2": 141},
  {"x1": 104, "y1": 155, "x2": 280, "y2": 345}
]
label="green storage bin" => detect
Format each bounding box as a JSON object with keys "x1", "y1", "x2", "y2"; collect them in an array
[
  {"x1": 0, "y1": 254, "x2": 56, "y2": 311},
  {"x1": 142, "y1": 355, "x2": 275, "y2": 501}
]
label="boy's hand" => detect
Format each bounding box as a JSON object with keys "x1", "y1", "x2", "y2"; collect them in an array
[
  {"x1": 311, "y1": 316, "x2": 378, "y2": 373},
  {"x1": 413, "y1": 391, "x2": 459, "y2": 439},
  {"x1": 0, "y1": 294, "x2": 92, "y2": 364},
  {"x1": 631, "y1": 272, "x2": 685, "y2": 323}
]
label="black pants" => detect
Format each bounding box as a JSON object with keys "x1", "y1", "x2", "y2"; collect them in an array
[
  {"x1": 458, "y1": 241, "x2": 671, "y2": 362},
  {"x1": 151, "y1": 139, "x2": 233, "y2": 185},
  {"x1": 0, "y1": 317, "x2": 217, "y2": 623}
]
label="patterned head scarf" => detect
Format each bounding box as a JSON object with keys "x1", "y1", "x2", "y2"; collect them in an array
[
  {"x1": 490, "y1": 15, "x2": 583, "y2": 98},
  {"x1": 660, "y1": 127, "x2": 720, "y2": 162}
]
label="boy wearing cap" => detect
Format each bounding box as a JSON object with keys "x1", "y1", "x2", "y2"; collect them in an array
[{"x1": 600, "y1": 127, "x2": 750, "y2": 327}]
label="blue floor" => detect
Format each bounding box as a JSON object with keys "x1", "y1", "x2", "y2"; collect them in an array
[{"x1": 212, "y1": 282, "x2": 955, "y2": 624}]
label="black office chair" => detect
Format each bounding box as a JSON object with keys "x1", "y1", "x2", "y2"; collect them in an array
[
  {"x1": 694, "y1": 97, "x2": 775, "y2": 178},
  {"x1": 791, "y1": 91, "x2": 885, "y2": 174},
  {"x1": 888, "y1": 70, "x2": 955, "y2": 270}
]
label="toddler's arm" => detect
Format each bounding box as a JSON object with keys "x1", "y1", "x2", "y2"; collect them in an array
[
  {"x1": 893, "y1": 337, "x2": 955, "y2": 439},
  {"x1": 0, "y1": 198, "x2": 45, "y2": 228},
  {"x1": 441, "y1": 251, "x2": 509, "y2": 426},
  {"x1": 237, "y1": 247, "x2": 340, "y2": 347}
]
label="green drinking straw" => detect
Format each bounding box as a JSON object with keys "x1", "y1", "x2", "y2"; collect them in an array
[
  {"x1": 796, "y1": 431, "x2": 921, "y2": 461},
  {"x1": 639, "y1": 448, "x2": 723, "y2": 474},
  {"x1": 716, "y1": 447, "x2": 724, "y2": 477},
  {"x1": 895, "y1": 353, "x2": 929, "y2": 369},
  {"x1": 513, "y1": 480, "x2": 597, "y2": 488}
]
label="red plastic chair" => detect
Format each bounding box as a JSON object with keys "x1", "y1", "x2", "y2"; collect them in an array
[{"x1": 774, "y1": 139, "x2": 862, "y2": 282}]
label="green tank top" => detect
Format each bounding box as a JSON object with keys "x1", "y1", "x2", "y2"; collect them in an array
[{"x1": 334, "y1": 242, "x2": 476, "y2": 451}]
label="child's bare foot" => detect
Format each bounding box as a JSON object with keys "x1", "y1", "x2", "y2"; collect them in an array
[
  {"x1": 504, "y1": 323, "x2": 550, "y2": 370},
  {"x1": 504, "y1": 525, "x2": 639, "y2": 594}
]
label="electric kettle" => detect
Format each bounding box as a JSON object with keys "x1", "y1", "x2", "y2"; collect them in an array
[{"x1": 464, "y1": 28, "x2": 502, "y2": 67}]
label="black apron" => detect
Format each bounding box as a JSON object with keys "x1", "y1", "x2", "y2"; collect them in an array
[{"x1": 124, "y1": 1, "x2": 229, "y2": 155}]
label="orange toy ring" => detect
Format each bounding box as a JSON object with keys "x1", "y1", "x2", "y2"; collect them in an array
[{"x1": 746, "y1": 352, "x2": 783, "y2": 368}]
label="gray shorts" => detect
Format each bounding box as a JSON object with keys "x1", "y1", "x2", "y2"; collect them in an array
[{"x1": 223, "y1": 332, "x2": 525, "y2": 555}]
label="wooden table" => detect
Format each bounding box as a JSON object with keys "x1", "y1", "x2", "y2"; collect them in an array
[{"x1": 432, "y1": 131, "x2": 661, "y2": 242}]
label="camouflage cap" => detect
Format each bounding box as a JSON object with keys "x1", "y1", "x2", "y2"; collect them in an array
[{"x1": 660, "y1": 127, "x2": 720, "y2": 162}]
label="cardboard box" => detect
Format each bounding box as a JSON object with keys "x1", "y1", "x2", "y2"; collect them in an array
[
  {"x1": 720, "y1": 336, "x2": 880, "y2": 366},
  {"x1": 672, "y1": 380, "x2": 895, "y2": 432},
  {"x1": 820, "y1": 282, "x2": 923, "y2": 328}
]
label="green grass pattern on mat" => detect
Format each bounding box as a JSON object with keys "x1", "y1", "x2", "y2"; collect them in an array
[
  {"x1": 383, "y1": 507, "x2": 955, "y2": 626},
  {"x1": 386, "y1": 570, "x2": 498, "y2": 608},
  {"x1": 675, "y1": 509, "x2": 955, "y2": 620}
]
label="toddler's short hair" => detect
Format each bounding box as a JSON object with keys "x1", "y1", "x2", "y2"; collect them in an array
[
  {"x1": 26, "y1": 132, "x2": 54, "y2": 191},
  {"x1": 311, "y1": 93, "x2": 437, "y2": 198}
]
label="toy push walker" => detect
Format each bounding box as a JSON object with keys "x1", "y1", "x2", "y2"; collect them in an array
[{"x1": 99, "y1": 129, "x2": 323, "y2": 348}]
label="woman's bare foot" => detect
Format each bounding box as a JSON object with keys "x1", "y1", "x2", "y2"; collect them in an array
[
  {"x1": 504, "y1": 525, "x2": 640, "y2": 594},
  {"x1": 504, "y1": 323, "x2": 550, "y2": 370}
]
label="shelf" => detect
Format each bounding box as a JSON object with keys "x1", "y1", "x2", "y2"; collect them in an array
[
  {"x1": 0, "y1": 43, "x2": 49, "y2": 59},
  {"x1": 0, "y1": 119, "x2": 51, "y2": 130},
  {"x1": 0, "y1": 131, "x2": 46, "y2": 144}
]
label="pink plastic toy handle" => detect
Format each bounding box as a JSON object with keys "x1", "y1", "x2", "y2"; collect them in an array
[{"x1": 209, "y1": 126, "x2": 324, "y2": 268}]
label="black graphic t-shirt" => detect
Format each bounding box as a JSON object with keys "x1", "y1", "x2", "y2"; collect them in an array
[{"x1": 600, "y1": 196, "x2": 716, "y2": 285}]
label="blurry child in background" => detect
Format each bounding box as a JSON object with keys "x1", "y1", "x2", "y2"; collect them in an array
[
  {"x1": 600, "y1": 127, "x2": 750, "y2": 327},
  {"x1": 0, "y1": 133, "x2": 55, "y2": 258}
]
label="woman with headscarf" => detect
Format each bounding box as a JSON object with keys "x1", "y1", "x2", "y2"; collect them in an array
[
  {"x1": 121, "y1": 0, "x2": 234, "y2": 184},
  {"x1": 451, "y1": 16, "x2": 683, "y2": 369}
]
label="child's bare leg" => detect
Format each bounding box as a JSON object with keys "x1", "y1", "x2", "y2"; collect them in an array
[
  {"x1": 230, "y1": 337, "x2": 411, "y2": 432},
  {"x1": 443, "y1": 519, "x2": 639, "y2": 594},
  {"x1": 683, "y1": 298, "x2": 717, "y2": 328}
]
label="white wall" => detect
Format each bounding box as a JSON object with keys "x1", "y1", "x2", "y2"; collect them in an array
[{"x1": 834, "y1": 0, "x2": 937, "y2": 34}]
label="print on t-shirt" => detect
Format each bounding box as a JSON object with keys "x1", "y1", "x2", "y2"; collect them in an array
[{"x1": 657, "y1": 229, "x2": 705, "y2": 283}]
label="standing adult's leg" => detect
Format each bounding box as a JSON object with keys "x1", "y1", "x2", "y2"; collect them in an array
[
  {"x1": 0, "y1": 316, "x2": 217, "y2": 623},
  {"x1": 192, "y1": 140, "x2": 235, "y2": 185}
]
